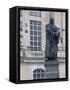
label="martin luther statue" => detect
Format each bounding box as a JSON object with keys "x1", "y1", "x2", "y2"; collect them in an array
[{"x1": 45, "y1": 18, "x2": 60, "y2": 60}]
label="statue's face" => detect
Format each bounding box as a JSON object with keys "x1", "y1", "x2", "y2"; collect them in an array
[{"x1": 49, "y1": 18, "x2": 54, "y2": 24}]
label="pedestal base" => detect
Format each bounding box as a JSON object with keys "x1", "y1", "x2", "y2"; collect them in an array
[{"x1": 45, "y1": 59, "x2": 59, "y2": 79}]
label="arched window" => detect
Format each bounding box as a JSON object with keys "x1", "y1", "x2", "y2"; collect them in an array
[{"x1": 33, "y1": 69, "x2": 45, "y2": 80}]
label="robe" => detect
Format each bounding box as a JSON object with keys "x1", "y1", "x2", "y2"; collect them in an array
[{"x1": 45, "y1": 24, "x2": 60, "y2": 59}]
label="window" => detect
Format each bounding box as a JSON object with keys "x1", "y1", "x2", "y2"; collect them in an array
[
  {"x1": 30, "y1": 10, "x2": 41, "y2": 17},
  {"x1": 30, "y1": 36, "x2": 33, "y2": 40},
  {"x1": 33, "y1": 69, "x2": 45, "y2": 80},
  {"x1": 34, "y1": 36, "x2": 37, "y2": 40},
  {"x1": 30, "y1": 31, "x2": 33, "y2": 35},
  {"x1": 30, "y1": 41, "x2": 33, "y2": 45},
  {"x1": 34, "y1": 31, "x2": 37, "y2": 35},
  {"x1": 30, "y1": 20, "x2": 41, "y2": 51}
]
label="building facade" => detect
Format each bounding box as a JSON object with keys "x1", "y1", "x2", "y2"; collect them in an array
[{"x1": 20, "y1": 10, "x2": 66, "y2": 80}]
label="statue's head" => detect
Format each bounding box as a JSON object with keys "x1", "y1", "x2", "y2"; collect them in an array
[{"x1": 49, "y1": 18, "x2": 54, "y2": 25}]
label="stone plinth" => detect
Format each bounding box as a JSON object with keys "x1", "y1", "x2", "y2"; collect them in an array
[{"x1": 45, "y1": 59, "x2": 59, "y2": 79}]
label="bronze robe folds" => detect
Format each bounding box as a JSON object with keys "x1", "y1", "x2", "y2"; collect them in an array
[{"x1": 45, "y1": 24, "x2": 60, "y2": 59}]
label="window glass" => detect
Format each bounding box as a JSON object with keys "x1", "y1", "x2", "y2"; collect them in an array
[
  {"x1": 30, "y1": 11, "x2": 41, "y2": 17},
  {"x1": 33, "y1": 69, "x2": 45, "y2": 80},
  {"x1": 30, "y1": 20, "x2": 41, "y2": 51}
]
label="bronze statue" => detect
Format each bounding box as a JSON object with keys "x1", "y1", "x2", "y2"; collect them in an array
[{"x1": 45, "y1": 18, "x2": 60, "y2": 59}]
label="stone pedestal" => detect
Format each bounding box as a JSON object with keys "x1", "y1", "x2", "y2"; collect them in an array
[{"x1": 45, "y1": 59, "x2": 59, "y2": 79}]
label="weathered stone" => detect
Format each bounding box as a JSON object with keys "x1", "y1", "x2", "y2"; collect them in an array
[{"x1": 45, "y1": 59, "x2": 59, "y2": 79}]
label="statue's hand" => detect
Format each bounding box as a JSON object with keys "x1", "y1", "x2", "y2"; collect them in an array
[{"x1": 56, "y1": 31, "x2": 60, "y2": 36}]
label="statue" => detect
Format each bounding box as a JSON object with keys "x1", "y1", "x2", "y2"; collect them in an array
[{"x1": 45, "y1": 18, "x2": 60, "y2": 60}]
